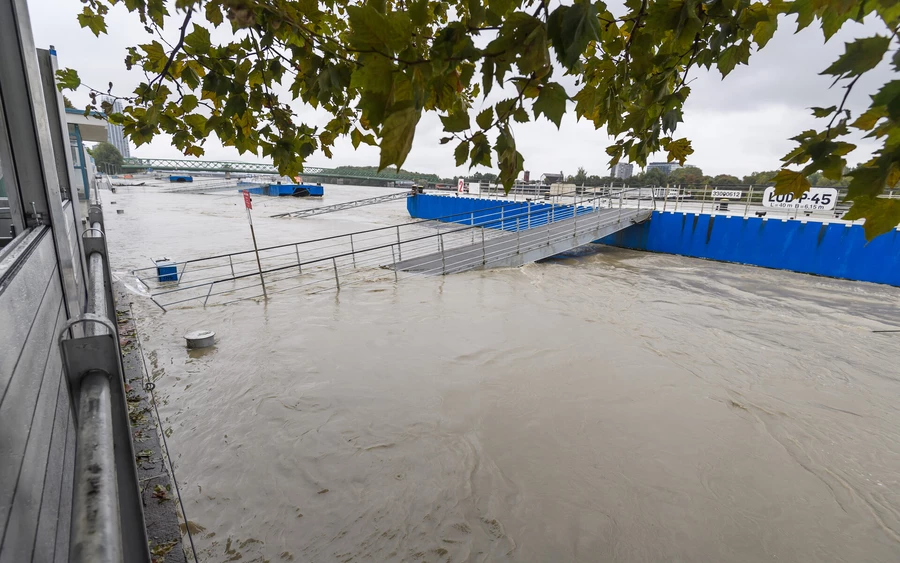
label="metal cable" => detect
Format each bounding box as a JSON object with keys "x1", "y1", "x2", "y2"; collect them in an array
[{"x1": 129, "y1": 303, "x2": 200, "y2": 563}]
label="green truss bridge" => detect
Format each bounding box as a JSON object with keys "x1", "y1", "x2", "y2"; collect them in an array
[{"x1": 120, "y1": 157, "x2": 435, "y2": 184}]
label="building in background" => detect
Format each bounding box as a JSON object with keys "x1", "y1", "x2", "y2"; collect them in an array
[
  {"x1": 611, "y1": 162, "x2": 633, "y2": 179},
  {"x1": 65, "y1": 107, "x2": 106, "y2": 200},
  {"x1": 103, "y1": 96, "x2": 131, "y2": 158},
  {"x1": 646, "y1": 162, "x2": 682, "y2": 175}
]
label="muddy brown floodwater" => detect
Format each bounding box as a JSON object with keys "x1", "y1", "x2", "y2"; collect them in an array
[{"x1": 105, "y1": 182, "x2": 900, "y2": 562}]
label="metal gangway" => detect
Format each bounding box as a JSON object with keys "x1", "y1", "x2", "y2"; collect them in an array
[
  {"x1": 132, "y1": 187, "x2": 654, "y2": 310},
  {"x1": 271, "y1": 190, "x2": 410, "y2": 218}
]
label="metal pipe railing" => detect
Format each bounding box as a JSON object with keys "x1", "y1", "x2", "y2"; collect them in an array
[
  {"x1": 137, "y1": 186, "x2": 654, "y2": 308},
  {"x1": 70, "y1": 214, "x2": 124, "y2": 561},
  {"x1": 70, "y1": 370, "x2": 121, "y2": 562}
]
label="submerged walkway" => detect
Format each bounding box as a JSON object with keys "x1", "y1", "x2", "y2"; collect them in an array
[{"x1": 132, "y1": 192, "x2": 652, "y2": 309}]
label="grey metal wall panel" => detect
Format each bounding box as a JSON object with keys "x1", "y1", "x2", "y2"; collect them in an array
[
  {"x1": 0, "y1": 278, "x2": 63, "y2": 538},
  {"x1": 61, "y1": 201, "x2": 87, "y2": 313},
  {"x1": 52, "y1": 410, "x2": 75, "y2": 563},
  {"x1": 0, "y1": 230, "x2": 56, "y2": 386},
  {"x1": 0, "y1": 305, "x2": 64, "y2": 562},
  {"x1": 31, "y1": 362, "x2": 70, "y2": 563}
]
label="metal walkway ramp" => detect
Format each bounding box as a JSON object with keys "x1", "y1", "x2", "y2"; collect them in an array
[
  {"x1": 271, "y1": 191, "x2": 409, "y2": 218},
  {"x1": 394, "y1": 206, "x2": 650, "y2": 273},
  {"x1": 132, "y1": 187, "x2": 654, "y2": 309}
]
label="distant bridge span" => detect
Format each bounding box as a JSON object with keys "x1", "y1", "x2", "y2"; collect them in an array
[{"x1": 120, "y1": 157, "x2": 430, "y2": 183}]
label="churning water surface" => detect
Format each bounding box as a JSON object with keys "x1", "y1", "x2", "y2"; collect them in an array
[{"x1": 106, "y1": 183, "x2": 900, "y2": 562}]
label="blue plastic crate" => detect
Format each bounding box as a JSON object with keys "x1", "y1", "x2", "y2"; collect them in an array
[{"x1": 155, "y1": 259, "x2": 178, "y2": 282}]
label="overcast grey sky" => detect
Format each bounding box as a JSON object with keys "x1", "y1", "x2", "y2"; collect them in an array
[{"x1": 29, "y1": 0, "x2": 895, "y2": 178}]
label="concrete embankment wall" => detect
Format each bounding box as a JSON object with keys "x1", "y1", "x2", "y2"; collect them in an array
[{"x1": 597, "y1": 211, "x2": 900, "y2": 286}]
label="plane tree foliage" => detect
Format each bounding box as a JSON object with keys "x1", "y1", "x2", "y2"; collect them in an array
[{"x1": 57, "y1": 0, "x2": 900, "y2": 238}]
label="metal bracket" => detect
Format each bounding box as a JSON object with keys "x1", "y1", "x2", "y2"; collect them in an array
[
  {"x1": 82, "y1": 227, "x2": 106, "y2": 258},
  {"x1": 58, "y1": 314, "x2": 122, "y2": 419},
  {"x1": 88, "y1": 205, "x2": 104, "y2": 230}
]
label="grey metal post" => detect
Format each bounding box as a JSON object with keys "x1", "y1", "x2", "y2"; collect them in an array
[
  {"x1": 701, "y1": 185, "x2": 708, "y2": 214},
  {"x1": 391, "y1": 245, "x2": 398, "y2": 281},
  {"x1": 332, "y1": 257, "x2": 340, "y2": 289},
  {"x1": 471, "y1": 212, "x2": 475, "y2": 243},
  {"x1": 350, "y1": 233, "x2": 356, "y2": 267},
  {"x1": 295, "y1": 244, "x2": 302, "y2": 273},
  {"x1": 527, "y1": 201, "x2": 531, "y2": 229},
  {"x1": 70, "y1": 371, "x2": 122, "y2": 563},
  {"x1": 517, "y1": 218, "x2": 521, "y2": 253},
  {"x1": 744, "y1": 186, "x2": 753, "y2": 218},
  {"x1": 439, "y1": 233, "x2": 446, "y2": 274},
  {"x1": 501, "y1": 206, "x2": 505, "y2": 230},
  {"x1": 573, "y1": 197, "x2": 577, "y2": 230},
  {"x1": 481, "y1": 229, "x2": 486, "y2": 265},
  {"x1": 229, "y1": 254, "x2": 235, "y2": 277},
  {"x1": 396, "y1": 225, "x2": 402, "y2": 260}
]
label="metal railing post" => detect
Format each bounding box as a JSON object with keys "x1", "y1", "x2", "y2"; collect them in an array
[
  {"x1": 481, "y1": 229, "x2": 486, "y2": 265},
  {"x1": 391, "y1": 245, "x2": 399, "y2": 281},
  {"x1": 663, "y1": 184, "x2": 669, "y2": 212},
  {"x1": 295, "y1": 244, "x2": 302, "y2": 273},
  {"x1": 439, "y1": 233, "x2": 446, "y2": 274},
  {"x1": 471, "y1": 212, "x2": 475, "y2": 243},
  {"x1": 501, "y1": 206, "x2": 505, "y2": 230},
  {"x1": 517, "y1": 218, "x2": 521, "y2": 253},
  {"x1": 350, "y1": 233, "x2": 356, "y2": 267},
  {"x1": 332, "y1": 257, "x2": 340, "y2": 289},
  {"x1": 573, "y1": 201, "x2": 578, "y2": 237},
  {"x1": 527, "y1": 201, "x2": 531, "y2": 229},
  {"x1": 229, "y1": 254, "x2": 235, "y2": 277},
  {"x1": 396, "y1": 225, "x2": 402, "y2": 261},
  {"x1": 744, "y1": 186, "x2": 753, "y2": 218}
]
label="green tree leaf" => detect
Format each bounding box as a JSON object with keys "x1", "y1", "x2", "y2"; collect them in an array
[
  {"x1": 77, "y1": 7, "x2": 108, "y2": 36},
  {"x1": 379, "y1": 106, "x2": 421, "y2": 170},
  {"x1": 772, "y1": 169, "x2": 812, "y2": 197},
  {"x1": 810, "y1": 106, "x2": 837, "y2": 118},
  {"x1": 440, "y1": 111, "x2": 470, "y2": 133},
  {"x1": 470, "y1": 132, "x2": 492, "y2": 167},
  {"x1": 55, "y1": 68, "x2": 81, "y2": 91},
  {"x1": 476, "y1": 107, "x2": 494, "y2": 130},
  {"x1": 533, "y1": 82, "x2": 568, "y2": 128},
  {"x1": 455, "y1": 140, "x2": 470, "y2": 166},
  {"x1": 822, "y1": 36, "x2": 892, "y2": 78},
  {"x1": 662, "y1": 138, "x2": 694, "y2": 165},
  {"x1": 843, "y1": 197, "x2": 900, "y2": 240}
]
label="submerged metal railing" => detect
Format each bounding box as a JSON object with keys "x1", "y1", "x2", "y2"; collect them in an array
[
  {"x1": 59, "y1": 198, "x2": 150, "y2": 562},
  {"x1": 133, "y1": 186, "x2": 654, "y2": 310},
  {"x1": 271, "y1": 190, "x2": 410, "y2": 218}
]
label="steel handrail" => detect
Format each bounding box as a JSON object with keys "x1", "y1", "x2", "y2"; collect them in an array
[
  {"x1": 146, "y1": 197, "x2": 647, "y2": 309},
  {"x1": 132, "y1": 185, "x2": 641, "y2": 275}
]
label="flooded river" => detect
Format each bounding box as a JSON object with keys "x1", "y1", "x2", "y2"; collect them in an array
[{"x1": 106, "y1": 181, "x2": 900, "y2": 562}]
